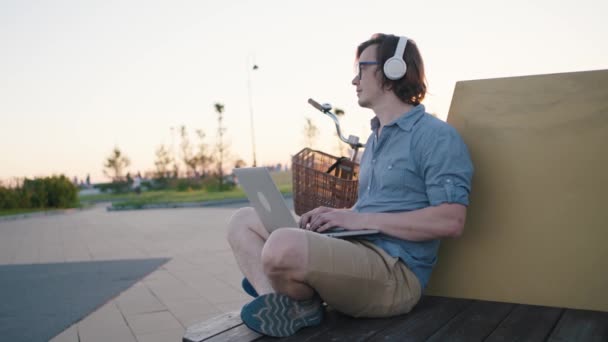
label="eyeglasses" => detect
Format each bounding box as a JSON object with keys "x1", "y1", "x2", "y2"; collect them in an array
[{"x1": 357, "y1": 61, "x2": 379, "y2": 80}]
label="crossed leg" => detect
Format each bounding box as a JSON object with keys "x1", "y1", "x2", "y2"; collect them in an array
[
  {"x1": 226, "y1": 206, "x2": 421, "y2": 337},
  {"x1": 226, "y1": 207, "x2": 315, "y2": 301}
]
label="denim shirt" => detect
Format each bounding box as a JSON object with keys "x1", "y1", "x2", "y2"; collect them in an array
[{"x1": 353, "y1": 104, "x2": 474, "y2": 289}]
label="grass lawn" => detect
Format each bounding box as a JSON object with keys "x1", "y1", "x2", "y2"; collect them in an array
[{"x1": 81, "y1": 171, "x2": 293, "y2": 208}]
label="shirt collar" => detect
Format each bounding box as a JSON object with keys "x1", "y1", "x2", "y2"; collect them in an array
[{"x1": 370, "y1": 104, "x2": 426, "y2": 132}]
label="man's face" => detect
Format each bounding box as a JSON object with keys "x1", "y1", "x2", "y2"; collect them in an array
[{"x1": 352, "y1": 45, "x2": 383, "y2": 109}]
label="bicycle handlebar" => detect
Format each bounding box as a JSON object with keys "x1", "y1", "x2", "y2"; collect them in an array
[
  {"x1": 307, "y1": 98, "x2": 365, "y2": 150},
  {"x1": 307, "y1": 98, "x2": 325, "y2": 112}
]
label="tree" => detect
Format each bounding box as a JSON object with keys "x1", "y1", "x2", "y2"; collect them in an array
[
  {"x1": 103, "y1": 147, "x2": 131, "y2": 182},
  {"x1": 214, "y1": 103, "x2": 231, "y2": 190},
  {"x1": 333, "y1": 107, "x2": 349, "y2": 156},
  {"x1": 194, "y1": 129, "x2": 213, "y2": 177},
  {"x1": 303, "y1": 117, "x2": 319, "y2": 148},
  {"x1": 154, "y1": 144, "x2": 173, "y2": 179},
  {"x1": 169, "y1": 126, "x2": 180, "y2": 178},
  {"x1": 180, "y1": 126, "x2": 198, "y2": 177}
]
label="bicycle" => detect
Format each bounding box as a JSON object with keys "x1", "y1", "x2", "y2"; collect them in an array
[{"x1": 291, "y1": 98, "x2": 366, "y2": 215}]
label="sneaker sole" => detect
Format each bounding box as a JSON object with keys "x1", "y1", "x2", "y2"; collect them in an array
[{"x1": 241, "y1": 293, "x2": 323, "y2": 337}]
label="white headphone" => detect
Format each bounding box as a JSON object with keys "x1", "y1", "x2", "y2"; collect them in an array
[{"x1": 383, "y1": 36, "x2": 408, "y2": 80}]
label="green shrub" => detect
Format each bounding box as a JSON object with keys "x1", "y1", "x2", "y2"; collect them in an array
[
  {"x1": 0, "y1": 175, "x2": 78, "y2": 210},
  {"x1": 0, "y1": 186, "x2": 20, "y2": 209},
  {"x1": 45, "y1": 176, "x2": 78, "y2": 207},
  {"x1": 22, "y1": 178, "x2": 47, "y2": 208}
]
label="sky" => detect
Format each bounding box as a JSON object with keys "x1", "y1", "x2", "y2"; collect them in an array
[{"x1": 1, "y1": 0, "x2": 606, "y2": 183}]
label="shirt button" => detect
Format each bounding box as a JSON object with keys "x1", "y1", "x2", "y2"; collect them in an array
[
  {"x1": 367, "y1": 186, "x2": 371, "y2": 190},
  {"x1": 388, "y1": 165, "x2": 393, "y2": 169},
  {"x1": 372, "y1": 159, "x2": 376, "y2": 163}
]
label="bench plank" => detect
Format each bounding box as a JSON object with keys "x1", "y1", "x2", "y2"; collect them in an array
[
  {"x1": 425, "y1": 300, "x2": 515, "y2": 341},
  {"x1": 368, "y1": 296, "x2": 472, "y2": 341},
  {"x1": 484, "y1": 304, "x2": 563, "y2": 341},
  {"x1": 182, "y1": 311, "x2": 243, "y2": 342},
  {"x1": 310, "y1": 314, "x2": 402, "y2": 341},
  {"x1": 204, "y1": 324, "x2": 262, "y2": 342},
  {"x1": 546, "y1": 308, "x2": 608, "y2": 342},
  {"x1": 256, "y1": 307, "x2": 350, "y2": 342}
]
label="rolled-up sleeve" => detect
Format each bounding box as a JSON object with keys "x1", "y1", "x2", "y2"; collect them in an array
[{"x1": 418, "y1": 125, "x2": 474, "y2": 206}]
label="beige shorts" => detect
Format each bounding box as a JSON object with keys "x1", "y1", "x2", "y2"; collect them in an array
[{"x1": 303, "y1": 231, "x2": 422, "y2": 318}]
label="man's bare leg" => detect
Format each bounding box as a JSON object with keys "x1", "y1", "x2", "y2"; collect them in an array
[
  {"x1": 262, "y1": 228, "x2": 315, "y2": 301},
  {"x1": 227, "y1": 208, "x2": 315, "y2": 300},
  {"x1": 229, "y1": 209, "x2": 323, "y2": 337},
  {"x1": 226, "y1": 207, "x2": 274, "y2": 295}
]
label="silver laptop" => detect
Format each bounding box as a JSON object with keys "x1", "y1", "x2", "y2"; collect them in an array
[{"x1": 233, "y1": 167, "x2": 379, "y2": 238}]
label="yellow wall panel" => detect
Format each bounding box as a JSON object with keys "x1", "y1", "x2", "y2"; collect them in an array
[{"x1": 425, "y1": 70, "x2": 608, "y2": 312}]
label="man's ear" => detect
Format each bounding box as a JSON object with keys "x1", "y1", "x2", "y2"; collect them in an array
[
  {"x1": 382, "y1": 79, "x2": 394, "y2": 92},
  {"x1": 377, "y1": 70, "x2": 395, "y2": 93}
]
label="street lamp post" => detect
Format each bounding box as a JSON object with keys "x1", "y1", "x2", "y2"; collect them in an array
[{"x1": 247, "y1": 63, "x2": 259, "y2": 167}]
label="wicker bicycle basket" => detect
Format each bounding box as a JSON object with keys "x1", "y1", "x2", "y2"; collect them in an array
[{"x1": 291, "y1": 148, "x2": 359, "y2": 215}]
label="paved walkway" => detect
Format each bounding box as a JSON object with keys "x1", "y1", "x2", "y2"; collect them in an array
[{"x1": 0, "y1": 203, "x2": 254, "y2": 342}]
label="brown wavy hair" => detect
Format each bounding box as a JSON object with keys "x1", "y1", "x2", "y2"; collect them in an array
[{"x1": 356, "y1": 33, "x2": 427, "y2": 105}]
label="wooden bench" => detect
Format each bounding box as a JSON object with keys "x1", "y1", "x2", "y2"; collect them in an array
[
  {"x1": 185, "y1": 69, "x2": 608, "y2": 340},
  {"x1": 183, "y1": 295, "x2": 608, "y2": 341}
]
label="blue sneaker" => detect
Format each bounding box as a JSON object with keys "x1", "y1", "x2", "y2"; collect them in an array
[
  {"x1": 241, "y1": 278, "x2": 259, "y2": 298},
  {"x1": 240, "y1": 293, "x2": 324, "y2": 337}
]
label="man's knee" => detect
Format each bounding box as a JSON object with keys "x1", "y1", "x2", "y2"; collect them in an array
[
  {"x1": 226, "y1": 207, "x2": 257, "y2": 244},
  {"x1": 261, "y1": 228, "x2": 308, "y2": 276}
]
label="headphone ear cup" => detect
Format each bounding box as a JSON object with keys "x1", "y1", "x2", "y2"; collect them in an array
[{"x1": 383, "y1": 57, "x2": 407, "y2": 80}]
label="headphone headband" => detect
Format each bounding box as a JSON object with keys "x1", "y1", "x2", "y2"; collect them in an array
[{"x1": 394, "y1": 36, "x2": 408, "y2": 62}]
